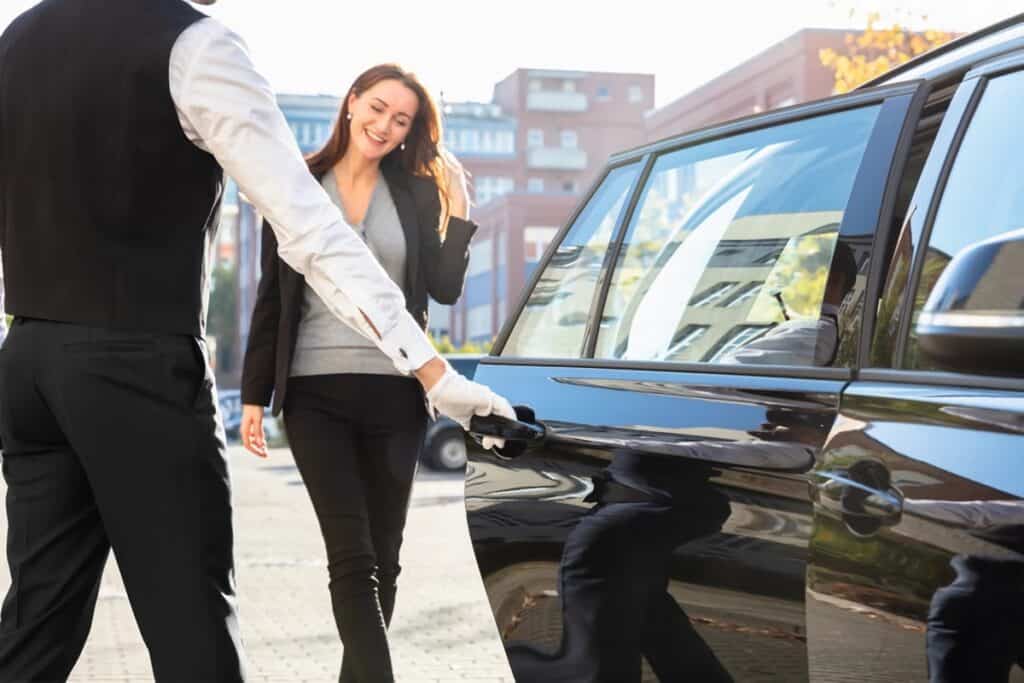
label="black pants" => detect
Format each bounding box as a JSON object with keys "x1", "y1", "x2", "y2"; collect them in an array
[
  {"x1": 0, "y1": 318, "x2": 244, "y2": 682},
  {"x1": 283, "y1": 373, "x2": 427, "y2": 683}
]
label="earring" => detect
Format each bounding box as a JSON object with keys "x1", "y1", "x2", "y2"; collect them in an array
[
  {"x1": 400, "y1": 142, "x2": 406, "y2": 151},
  {"x1": 346, "y1": 112, "x2": 352, "y2": 120}
]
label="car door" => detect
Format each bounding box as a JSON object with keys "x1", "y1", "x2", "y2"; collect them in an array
[
  {"x1": 466, "y1": 81, "x2": 930, "y2": 682},
  {"x1": 806, "y1": 53, "x2": 1024, "y2": 682}
]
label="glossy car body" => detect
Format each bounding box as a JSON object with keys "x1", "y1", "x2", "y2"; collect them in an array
[{"x1": 464, "y1": 14, "x2": 1024, "y2": 682}]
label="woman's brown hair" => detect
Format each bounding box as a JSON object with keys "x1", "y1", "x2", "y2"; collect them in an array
[{"x1": 306, "y1": 64, "x2": 452, "y2": 235}]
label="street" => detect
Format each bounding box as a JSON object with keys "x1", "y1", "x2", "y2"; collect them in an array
[{"x1": 0, "y1": 447, "x2": 514, "y2": 683}]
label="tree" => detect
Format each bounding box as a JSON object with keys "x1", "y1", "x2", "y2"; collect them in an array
[
  {"x1": 207, "y1": 262, "x2": 239, "y2": 375},
  {"x1": 428, "y1": 332, "x2": 493, "y2": 355},
  {"x1": 820, "y1": 10, "x2": 955, "y2": 93}
]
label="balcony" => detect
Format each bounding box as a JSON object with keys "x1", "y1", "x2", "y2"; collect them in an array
[
  {"x1": 526, "y1": 91, "x2": 589, "y2": 112},
  {"x1": 527, "y1": 147, "x2": 588, "y2": 171}
]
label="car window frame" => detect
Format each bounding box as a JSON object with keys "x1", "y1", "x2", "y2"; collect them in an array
[
  {"x1": 490, "y1": 158, "x2": 647, "y2": 358},
  {"x1": 862, "y1": 49, "x2": 1024, "y2": 390},
  {"x1": 489, "y1": 81, "x2": 930, "y2": 382}
]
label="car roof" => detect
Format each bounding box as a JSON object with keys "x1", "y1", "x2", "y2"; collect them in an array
[{"x1": 863, "y1": 12, "x2": 1024, "y2": 87}]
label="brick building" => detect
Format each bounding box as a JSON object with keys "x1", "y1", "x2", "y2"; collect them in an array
[
  {"x1": 445, "y1": 69, "x2": 655, "y2": 344},
  {"x1": 645, "y1": 28, "x2": 849, "y2": 141}
]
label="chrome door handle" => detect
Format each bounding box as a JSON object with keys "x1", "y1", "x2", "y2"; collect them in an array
[{"x1": 813, "y1": 470, "x2": 903, "y2": 525}]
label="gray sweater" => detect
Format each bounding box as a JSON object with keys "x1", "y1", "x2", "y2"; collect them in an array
[{"x1": 289, "y1": 169, "x2": 406, "y2": 377}]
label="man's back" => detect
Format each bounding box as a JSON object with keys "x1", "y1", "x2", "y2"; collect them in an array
[
  {"x1": 0, "y1": 4, "x2": 246, "y2": 679},
  {"x1": 0, "y1": 0, "x2": 221, "y2": 335}
]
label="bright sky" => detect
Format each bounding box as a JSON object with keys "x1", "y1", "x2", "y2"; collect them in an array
[{"x1": 2, "y1": 1, "x2": 1020, "y2": 107}]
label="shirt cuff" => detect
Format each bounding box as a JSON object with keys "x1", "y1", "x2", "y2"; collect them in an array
[{"x1": 379, "y1": 313, "x2": 438, "y2": 374}]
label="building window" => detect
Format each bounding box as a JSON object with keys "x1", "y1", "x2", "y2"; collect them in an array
[
  {"x1": 666, "y1": 325, "x2": 709, "y2": 357},
  {"x1": 562, "y1": 180, "x2": 577, "y2": 193},
  {"x1": 560, "y1": 130, "x2": 578, "y2": 149},
  {"x1": 628, "y1": 85, "x2": 644, "y2": 104},
  {"x1": 499, "y1": 130, "x2": 516, "y2": 153},
  {"x1": 529, "y1": 79, "x2": 543, "y2": 92},
  {"x1": 527, "y1": 178, "x2": 545, "y2": 193},
  {"x1": 444, "y1": 129, "x2": 457, "y2": 150},
  {"x1": 596, "y1": 85, "x2": 611, "y2": 101},
  {"x1": 500, "y1": 131, "x2": 514, "y2": 153},
  {"x1": 689, "y1": 282, "x2": 739, "y2": 307},
  {"x1": 562, "y1": 80, "x2": 576, "y2": 93},
  {"x1": 475, "y1": 177, "x2": 514, "y2": 206},
  {"x1": 460, "y1": 129, "x2": 480, "y2": 152},
  {"x1": 705, "y1": 325, "x2": 772, "y2": 363},
  {"x1": 527, "y1": 129, "x2": 544, "y2": 148}
]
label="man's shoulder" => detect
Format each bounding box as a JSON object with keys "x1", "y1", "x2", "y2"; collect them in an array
[{"x1": 0, "y1": 0, "x2": 48, "y2": 49}]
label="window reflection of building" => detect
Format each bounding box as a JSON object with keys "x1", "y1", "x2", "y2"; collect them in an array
[
  {"x1": 503, "y1": 165, "x2": 640, "y2": 357},
  {"x1": 592, "y1": 105, "x2": 880, "y2": 365}
]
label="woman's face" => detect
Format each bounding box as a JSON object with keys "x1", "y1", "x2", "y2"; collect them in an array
[{"x1": 346, "y1": 79, "x2": 419, "y2": 162}]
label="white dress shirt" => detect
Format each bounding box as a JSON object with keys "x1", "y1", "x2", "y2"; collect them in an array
[{"x1": 0, "y1": 16, "x2": 436, "y2": 373}]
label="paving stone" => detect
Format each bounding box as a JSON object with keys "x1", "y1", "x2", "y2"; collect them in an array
[{"x1": 0, "y1": 446, "x2": 514, "y2": 682}]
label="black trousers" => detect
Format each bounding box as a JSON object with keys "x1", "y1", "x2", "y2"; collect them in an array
[
  {"x1": 283, "y1": 373, "x2": 427, "y2": 683},
  {"x1": 0, "y1": 318, "x2": 244, "y2": 682}
]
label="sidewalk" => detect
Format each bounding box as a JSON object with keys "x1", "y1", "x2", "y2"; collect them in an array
[{"x1": 0, "y1": 447, "x2": 514, "y2": 682}]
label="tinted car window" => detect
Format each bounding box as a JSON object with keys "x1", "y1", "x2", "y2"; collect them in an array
[
  {"x1": 501, "y1": 163, "x2": 641, "y2": 358},
  {"x1": 904, "y1": 70, "x2": 1024, "y2": 370},
  {"x1": 594, "y1": 105, "x2": 879, "y2": 365}
]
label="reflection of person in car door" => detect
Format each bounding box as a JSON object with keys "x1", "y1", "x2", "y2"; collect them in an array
[
  {"x1": 911, "y1": 499, "x2": 1024, "y2": 683},
  {"x1": 506, "y1": 450, "x2": 734, "y2": 683},
  {"x1": 721, "y1": 241, "x2": 858, "y2": 367}
]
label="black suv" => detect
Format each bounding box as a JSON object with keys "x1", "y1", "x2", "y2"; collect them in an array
[{"x1": 465, "y1": 14, "x2": 1024, "y2": 683}]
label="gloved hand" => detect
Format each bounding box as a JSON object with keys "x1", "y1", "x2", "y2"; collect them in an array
[{"x1": 425, "y1": 362, "x2": 516, "y2": 450}]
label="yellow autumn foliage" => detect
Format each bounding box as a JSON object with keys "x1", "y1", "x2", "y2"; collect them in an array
[{"x1": 820, "y1": 12, "x2": 955, "y2": 93}]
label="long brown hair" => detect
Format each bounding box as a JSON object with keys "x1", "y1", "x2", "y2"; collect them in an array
[{"x1": 307, "y1": 64, "x2": 451, "y2": 234}]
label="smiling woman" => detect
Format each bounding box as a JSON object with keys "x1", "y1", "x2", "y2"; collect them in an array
[{"x1": 239, "y1": 63, "x2": 479, "y2": 683}]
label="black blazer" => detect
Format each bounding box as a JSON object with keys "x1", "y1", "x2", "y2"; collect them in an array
[{"x1": 240, "y1": 162, "x2": 477, "y2": 415}]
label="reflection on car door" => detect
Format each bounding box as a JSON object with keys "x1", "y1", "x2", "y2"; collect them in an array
[
  {"x1": 468, "y1": 81, "x2": 929, "y2": 682},
  {"x1": 807, "y1": 59, "x2": 1024, "y2": 683}
]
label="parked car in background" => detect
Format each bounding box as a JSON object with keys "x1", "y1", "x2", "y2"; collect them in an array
[
  {"x1": 219, "y1": 354, "x2": 483, "y2": 472},
  {"x1": 464, "y1": 14, "x2": 1024, "y2": 682}
]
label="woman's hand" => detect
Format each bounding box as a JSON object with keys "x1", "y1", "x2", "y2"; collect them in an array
[
  {"x1": 241, "y1": 404, "x2": 268, "y2": 458},
  {"x1": 441, "y1": 150, "x2": 470, "y2": 220}
]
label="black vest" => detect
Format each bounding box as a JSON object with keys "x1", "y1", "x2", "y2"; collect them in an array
[{"x1": 0, "y1": 0, "x2": 223, "y2": 336}]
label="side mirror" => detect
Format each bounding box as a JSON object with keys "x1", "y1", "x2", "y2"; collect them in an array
[{"x1": 915, "y1": 228, "x2": 1024, "y2": 377}]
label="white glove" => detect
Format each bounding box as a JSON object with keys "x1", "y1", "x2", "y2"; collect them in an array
[{"x1": 425, "y1": 363, "x2": 517, "y2": 450}]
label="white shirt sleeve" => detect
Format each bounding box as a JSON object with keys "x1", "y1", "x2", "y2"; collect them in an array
[{"x1": 167, "y1": 18, "x2": 436, "y2": 373}]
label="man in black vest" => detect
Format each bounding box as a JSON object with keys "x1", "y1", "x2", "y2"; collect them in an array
[{"x1": 0, "y1": 1, "x2": 513, "y2": 680}]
